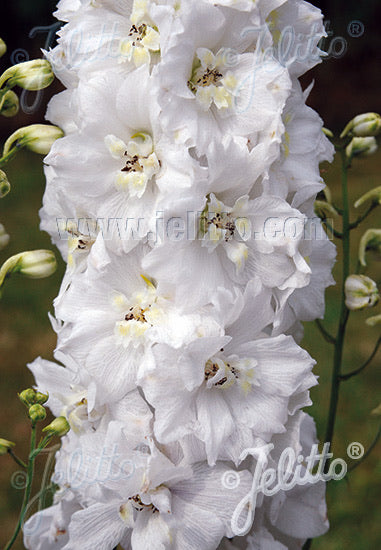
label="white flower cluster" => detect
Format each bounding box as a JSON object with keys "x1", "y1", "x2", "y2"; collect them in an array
[{"x1": 25, "y1": 1, "x2": 336, "y2": 548}]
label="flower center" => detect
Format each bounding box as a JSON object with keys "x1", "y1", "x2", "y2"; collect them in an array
[
  {"x1": 207, "y1": 211, "x2": 236, "y2": 242},
  {"x1": 118, "y1": 2, "x2": 160, "y2": 67},
  {"x1": 66, "y1": 222, "x2": 95, "y2": 270},
  {"x1": 105, "y1": 133, "x2": 160, "y2": 198},
  {"x1": 124, "y1": 305, "x2": 150, "y2": 323},
  {"x1": 204, "y1": 353, "x2": 258, "y2": 392},
  {"x1": 128, "y1": 494, "x2": 158, "y2": 513},
  {"x1": 112, "y1": 278, "x2": 160, "y2": 348},
  {"x1": 199, "y1": 194, "x2": 250, "y2": 271},
  {"x1": 188, "y1": 48, "x2": 238, "y2": 111}
]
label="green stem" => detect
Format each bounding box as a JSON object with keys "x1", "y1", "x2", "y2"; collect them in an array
[
  {"x1": 38, "y1": 444, "x2": 60, "y2": 511},
  {"x1": 340, "y1": 336, "x2": 381, "y2": 381},
  {"x1": 7, "y1": 449, "x2": 27, "y2": 469},
  {"x1": 4, "y1": 425, "x2": 37, "y2": 550},
  {"x1": 322, "y1": 220, "x2": 343, "y2": 239},
  {"x1": 0, "y1": 144, "x2": 22, "y2": 168},
  {"x1": 315, "y1": 319, "x2": 336, "y2": 345},
  {"x1": 349, "y1": 203, "x2": 378, "y2": 230},
  {"x1": 324, "y1": 150, "x2": 351, "y2": 465}
]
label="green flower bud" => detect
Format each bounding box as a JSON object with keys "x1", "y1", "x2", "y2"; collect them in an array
[
  {"x1": 0, "y1": 59, "x2": 54, "y2": 91},
  {"x1": 345, "y1": 275, "x2": 379, "y2": 311},
  {"x1": 366, "y1": 313, "x2": 381, "y2": 327},
  {"x1": 28, "y1": 404, "x2": 47, "y2": 424},
  {"x1": 0, "y1": 250, "x2": 57, "y2": 289},
  {"x1": 354, "y1": 186, "x2": 381, "y2": 209},
  {"x1": 0, "y1": 438, "x2": 15, "y2": 455},
  {"x1": 18, "y1": 388, "x2": 38, "y2": 407},
  {"x1": 0, "y1": 90, "x2": 19, "y2": 118},
  {"x1": 371, "y1": 403, "x2": 381, "y2": 416},
  {"x1": 0, "y1": 39, "x2": 6, "y2": 59},
  {"x1": 35, "y1": 391, "x2": 49, "y2": 405},
  {"x1": 314, "y1": 200, "x2": 339, "y2": 219},
  {"x1": 0, "y1": 223, "x2": 9, "y2": 251},
  {"x1": 346, "y1": 137, "x2": 378, "y2": 160},
  {"x1": 341, "y1": 113, "x2": 381, "y2": 138},
  {"x1": 359, "y1": 229, "x2": 381, "y2": 266},
  {"x1": 0, "y1": 170, "x2": 10, "y2": 198},
  {"x1": 322, "y1": 127, "x2": 334, "y2": 138},
  {"x1": 18, "y1": 388, "x2": 49, "y2": 406},
  {"x1": 3, "y1": 124, "x2": 64, "y2": 157},
  {"x1": 42, "y1": 417, "x2": 70, "y2": 438}
]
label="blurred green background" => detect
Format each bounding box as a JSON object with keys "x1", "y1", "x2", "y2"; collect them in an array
[{"x1": 0, "y1": 1, "x2": 380, "y2": 549}]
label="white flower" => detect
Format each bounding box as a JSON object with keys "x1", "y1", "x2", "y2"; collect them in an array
[
  {"x1": 157, "y1": 1, "x2": 291, "y2": 150},
  {"x1": 42, "y1": 66, "x2": 200, "y2": 252},
  {"x1": 54, "y1": 242, "x2": 223, "y2": 402},
  {"x1": 143, "y1": 193, "x2": 311, "y2": 308},
  {"x1": 139, "y1": 280, "x2": 317, "y2": 464},
  {"x1": 48, "y1": 0, "x2": 176, "y2": 85},
  {"x1": 265, "y1": 80, "x2": 334, "y2": 205},
  {"x1": 24, "y1": 492, "x2": 82, "y2": 550},
  {"x1": 49, "y1": 426, "x2": 253, "y2": 550},
  {"x1": 273, "y1": 219, "x2": 336, "y2": 335},
  {"x1": 266, "y1": 0, "x2": 327, "y2": 77}
]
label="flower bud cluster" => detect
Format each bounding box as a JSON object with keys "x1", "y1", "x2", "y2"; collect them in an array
[{"x1": 24, "y1": 1, "x2": 336, "y2": 549}]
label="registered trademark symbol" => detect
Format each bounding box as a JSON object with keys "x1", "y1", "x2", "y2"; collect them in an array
[
  {"x1": 347, "y1": 20, "x2": 365, "y2": 38},
  {"x1": 347, "y1": 442, "x2": 365, "y2": 460}
]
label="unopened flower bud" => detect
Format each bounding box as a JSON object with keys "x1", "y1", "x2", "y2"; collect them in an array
[
  {"x1": 3, "y1": 124, "x2": 64, "y2": 157},
  {"x1": 359, "y1": 229, "x2": 381, "y2": 266},
  {"x1": 35, "y1": 391, "x2": 49, "y2": 405},
  {"x1": 0, "y1": 59, "x2": 54, "y2": 91},
  {"x1": 0, "y1": 39, "x2": 6, "y2": 58},
  {"x1": 0, "y1": 170, "x2": 10, "y2": 197},
  {"x1": 0, "y1": 224, "x2": 9, "y2": 250},
  {"x1": 371, "y1": 403, "x2": 381, "y2": 416},
  {"x1": 345, "y1": 275, "x2": 379, "y2": 311},
  {"x1": 18, "y1": 388, "x2": 49, "y2": 406},
  {"x1": 354, "y1": 186, "x2": 381, "y2": 209},
  {"x1": 314, "y1": 200, "x2": 339, "y2": 219},
  {"x1": 341, "y1": 113, "x2": 381, "y2": 138},
  {"x1": 42, "y1": 417, "x2": 70, "y2": 438},
  {"x1": 322, "y1": 127, "x2": 334, "y2": 138},
  {"x1": 28, "y1": 404, "x2": 47, "y2": 424},
  {"x1": 366, "y1": 313, "x2": 381, "y2": 327},
  {"x1": 0, "y1": 438, "x2": 15, "y2": 455},
  {"x1": 346, "y1": 137, "x2": 378, "y2": 160},
  {"x1": 18, "y1": 388, "x2": 38, "y2": 407},
  {"x1": 0, "y1": 90, "x2": 19, "y2": 117},
  {"x1": 17, "y1": 250, "x2": 57, "y2": 278},
  {"x1": 0, "y1": 250, "x2": 57, "y2": 289}
]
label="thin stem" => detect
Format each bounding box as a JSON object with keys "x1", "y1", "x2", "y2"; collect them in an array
[
  {"x1": 322, "y1": 220, "x2": 343, "y2": 239},
  {"x1": 348, "y1": 424, "x2": 381, "y2": 473},
  {"x1": 332, "y1": 203, "x2": 344, "y2": 215},
  {"x1": 38, "y1": 444, "x2": 60, "y2": 511},
  {"x1": 324, "y1": 150, "x2": 351, "y2": 467},
  {"x1": 340, "y1": 336, "x2": 381, "y2": 381},
  {"x1": 4, "y1": 425, "x2": 37, "y2": 550},
  {"x1": 349, "y1": 202, "x2": 378, "y2": 230},
  {"x1": 0, "y1": 144, "x2": 21, "y2": 168},
  {"x1": 7, "y1": 449, "x2": 27, "y2": 469},
  {"x1": 315, "y1": 319, "x2": 336, "y2": 345}
]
